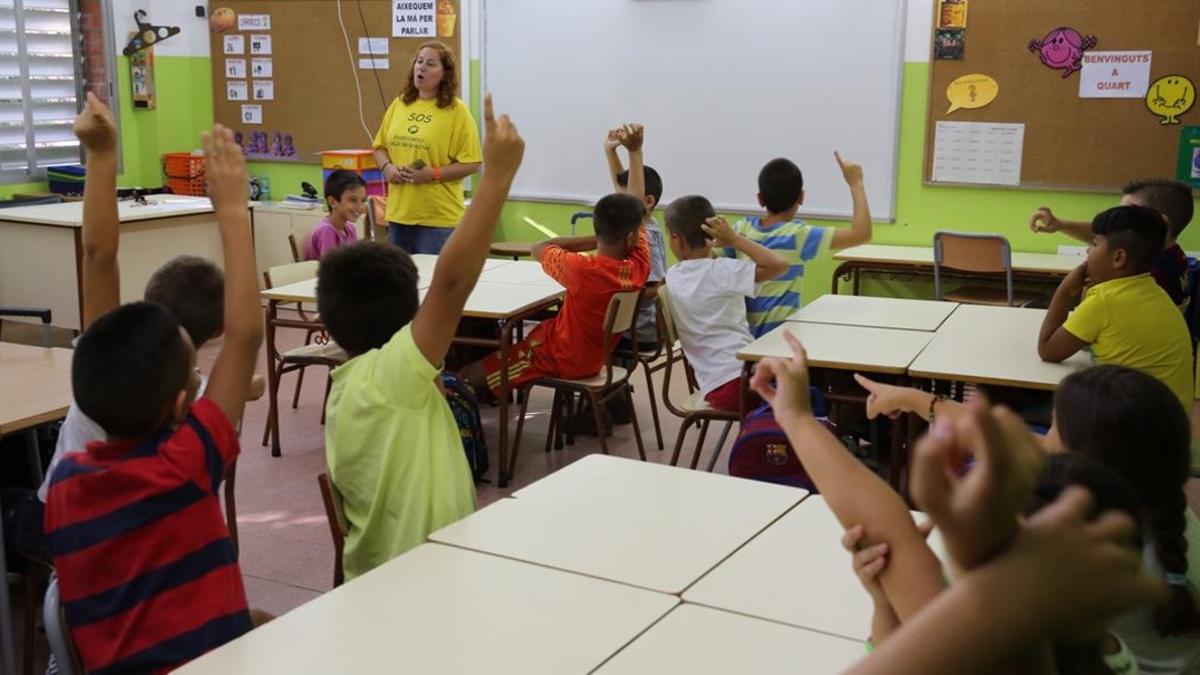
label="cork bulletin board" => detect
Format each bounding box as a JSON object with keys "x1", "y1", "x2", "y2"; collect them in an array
[
  {"x1": 923, "y1": 0, "x2": 1200, "y2": 192},
  {"x1": 208, "y1": 0, "x2": 462, "y2": 163}
]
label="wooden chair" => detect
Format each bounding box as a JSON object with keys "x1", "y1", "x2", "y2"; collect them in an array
[
  {"x1": 317, "y1": 473, "x2": 349, "y2": 588},
  {"x1": 613, "y1": 281, "x2": 667, "y2": 451},
  {"x1": 657, "y1": 287, "x2": 741, "y2": 469},
  {"x1": 509, "y1": 290, "x2": 647, "y2": 478},
  {"x1": 489, "y1": 241, "x2": 534, "y2": 260},
  {"x1": 287, "y1": 232, "x2": 303, "y2": 262},
  {"x1": 43, "y1": 575, "x2": 83, "y2": 675},
  {"x1": 933, "y1": 231, "x2": 1040, "y2": 307},
  {"x1": 261, "y1": 261, "x2": 347, "y2": 452}
]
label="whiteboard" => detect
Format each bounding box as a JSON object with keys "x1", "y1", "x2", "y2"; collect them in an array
[{"x1": 482, "y1": 0, "x2": 906, "y2": 220}]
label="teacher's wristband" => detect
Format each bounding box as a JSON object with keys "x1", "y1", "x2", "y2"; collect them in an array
[{"x1": 432, "y1": 166, "x2": 443, "y2": 182}]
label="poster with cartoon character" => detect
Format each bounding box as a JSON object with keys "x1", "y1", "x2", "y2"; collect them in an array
[
  {"x1": 1147, "y1": 75, "x2": 1195, "y2": 125},
  {"x1": 1028, "y1": 27, "x2": 1098, "y2": 78}
]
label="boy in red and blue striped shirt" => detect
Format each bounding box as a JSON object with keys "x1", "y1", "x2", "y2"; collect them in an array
[{"x1": 44, "y1": 102, "x2": 264, "y2": 674}]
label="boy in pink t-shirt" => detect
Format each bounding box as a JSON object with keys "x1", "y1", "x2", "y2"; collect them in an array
[{"x1": 307, "y1": 169, "x2": 366, "y2": 260}]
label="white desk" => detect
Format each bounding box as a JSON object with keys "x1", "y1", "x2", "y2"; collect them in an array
[
  {"x1": 431, "y1": 455, "x2": 806, "y2": 593},
  {"x1": 788, "y1": 295, "x2": 959, "y2": 332},
  {"x1": 417, "y1": 281, "x2": 563, "y2": 320},
  {"x1": 175, "y1": 544, "x2": 678, "y2": 675},
  {"x1": 596, "y1": 604, "x2": 866, "y2": 675},
  {"x1": 738, "y1": 322, "x2": 934, "y2": 375},
  {"x1": 0, "y1": 196, "x2": 233, "y2": 331},
  {"x1": 834, "y1": 244, "x2": 1081, "y2": 274},
  {"x1": 907, "y1": 304, "x2": 1090, "y2": 390},
  {"x1": 478, "y1": 259, "x2": 562, "y2": 289},
  {"x1": 683, "y1": 496, "x2": 946, "y2": 641}
]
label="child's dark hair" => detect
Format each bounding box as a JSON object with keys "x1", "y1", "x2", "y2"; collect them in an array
[
  {"x1": 324, "y1": 169, "x2": 367, "y2": 205},
  {"x1": 317, "y1": 242, "x2": 419, "y2": 357},
  {"x1": 1025, "y1": 452, "x2": 1145, "y2": 675},
  {"x1": 664, "y1": 195, "x2": 717, "y2": 249},
  {"x1": 73, "y1": 302, "x2": 192, "y2": 439},
  {"x1": 1091, "y1": 204, "x2": 1167, "y2": 275},
  {"x1": 144, "y1": 255, "x2": 224, "y2": 347},
  {"x1": 758, "y1": 158, "x2": 804, "y2": 214},
  {"x1": 1055, "y1": 365, "x2": 1200, "y2": 637},
  {"x1": 593, "y1": 193, "x2": 646, "y2": 244},
  {"x1": 616, "y1": 165, "x2": 663, "y2": 210},
  {"x1": 1123, "y1": 178, "x2": 1194, "y2": 239}
]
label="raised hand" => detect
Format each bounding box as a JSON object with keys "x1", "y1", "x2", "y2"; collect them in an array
[
  {"x1": 73, "y1": 91, "x2": 117, "y2": 153},
  {"x1": 835, "y1": 151, "x2": 863, "y2": 186},
  {"x1": 481, "y1": 93, "x2": 524, "y2": 179},
  {"x1": 749, "y1": 330, "x2": 813, "y2": 420},
  {"x1": 603, "y1": 128, "x2": 621, "y2": 152},
  {"x1": 617, "y1": 123, "x2": 644, "y2": 153},
  {"x1": 909, "y1": 400, "x2": 1044, "y2": 571},
  {"x1": 203, "y1": 124, "x2": 249, "y2": 213},
  {"x1": 700, "y1": 216, "x2": 737, "y2": 248},
  {"x1": 1029, "y1": 207, "x2": 1063, "y2": 233},
  {"x1": 853, "y1": 374, "x2": 915, "y2": 419}
]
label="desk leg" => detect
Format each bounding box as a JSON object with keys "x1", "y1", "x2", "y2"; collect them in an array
[
  {"x1": 264, "y1": 302, "x2": 282, "y2": 457},
  {"x1": 25, "y1": 428, "x2": 42, "y2": 485},
  {"x1": 0, "y1": 509, "x2": 14, "y2": 675}
]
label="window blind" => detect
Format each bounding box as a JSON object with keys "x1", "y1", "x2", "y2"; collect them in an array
[{"x1": 0, "y1": 0, "x2": 81, "y2": 179}]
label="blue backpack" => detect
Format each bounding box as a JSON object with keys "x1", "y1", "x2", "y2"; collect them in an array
[
  {"x1": 440, "y1": 372, "x2": 489, "y2": 482},
  {"x1": 727, "y1": 388, "x2": 833, "y2": 491}
]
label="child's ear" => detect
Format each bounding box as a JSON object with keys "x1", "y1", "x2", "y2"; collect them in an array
[
  {"x1": 1111, "y1": 247, "x2": 1128, "y2": 270},
  {"x1": 644, "y1": 195, "x2": 656, "y2": 211},
  {"x1": 171, "y1": 388, "x2": 190, "y2": 424},
  {"x1": 325, "y1": 195, "x2": 337, "y2": 211},
  {"x1": 797, "y1": 189, "x2": 805, "y2": 207},
  {"x1": 756, "y1": 193, "x2": 765, "y2": 208}
]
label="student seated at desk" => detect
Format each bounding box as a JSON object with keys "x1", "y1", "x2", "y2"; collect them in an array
[
  {"x1": 306, "y1": 169, "x2": 365, "y2": 261},
  {"x1": 662, "y1": 195, "x2": 788, "y2": 412},
  {"x1": 1038, "y1": 205, "x2": 1193, "y2": 410},
  {"x1": 721, "y1": 152, "x2": 873, "y2": 338},
  {"x1": 752, "y1": 334, "x2": 1171, "y2": 674},
  {"x1": 1031, "y1": 179, "x2": 1194, "y2": 306},
  {"x1": 462, "y1": 125, "x2": 651, "y2": 397},
  {"x1": 44, "y1": 122, "x2": 268, "y2": 673},
  {"x1": 318, "y1": 96, "x2": 524, "y2": 580},
  {"x1": 855, "y1": 365, "x2": 1200, "y2": 673}
]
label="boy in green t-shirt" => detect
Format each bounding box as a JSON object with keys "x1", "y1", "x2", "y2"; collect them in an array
[{"x1": 317, "y1": 96, "x2": 524, "y2": 580}]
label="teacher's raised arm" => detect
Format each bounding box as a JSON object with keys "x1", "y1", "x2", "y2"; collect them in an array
[{"x1": 372, "y1": 40, "x2": 482, "y2": 254}]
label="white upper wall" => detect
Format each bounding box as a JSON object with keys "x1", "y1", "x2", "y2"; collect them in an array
[{"x1": 905, "y1": 0, "x2": 934, "y2": 63}]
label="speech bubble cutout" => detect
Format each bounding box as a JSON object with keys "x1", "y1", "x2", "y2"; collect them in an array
[{"x1": 947, "y1": 74, "x2": 999, "y2": 114}]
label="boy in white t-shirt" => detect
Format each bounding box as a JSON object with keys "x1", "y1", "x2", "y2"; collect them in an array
[{"x1": 663, "y1": 195, "x2": 788, "y2": 412}]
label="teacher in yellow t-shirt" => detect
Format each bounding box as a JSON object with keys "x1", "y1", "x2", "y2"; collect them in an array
[{"x1": 372, "y1": 40, "x2": 481, "y2": 253}]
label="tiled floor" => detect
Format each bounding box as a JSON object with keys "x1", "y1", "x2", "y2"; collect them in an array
[{"x1": 4, "y1": 315, "x2": 1200, "y2": 672}]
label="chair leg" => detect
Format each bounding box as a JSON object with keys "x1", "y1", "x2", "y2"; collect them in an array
[
  {"x1": 564, "y1": 391, "x2": 577, "y2": 446},
  {"x1": 625, "y1": 386, "x2": 647, "y2": 461},
  {"x1": 291, "y1": 365, "x2": 306, "y2": 409},
  {"x1": 691, "y1": 419, "x2": 712, "y2": 470},
  {"x1": 670, "y1": 418, "x2": 694, "y2": 466},
  {"x1": 642, "y1": 362, "x2": 664, "y2": 451},
  {"x1": 705, "y1": 421, "x2": 735, "y2": 473},
  {"x1": 588, "y1": 390, "x2": 608, "y2": 455},
  {"x1": 543, "y1": 390, "x2": 559, "y2": 454},
  {"x1": 508, "y1": 386, "x2": 534, "y2": 480}
]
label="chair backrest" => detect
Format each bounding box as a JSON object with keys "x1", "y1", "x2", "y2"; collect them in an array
[
  {"x1": 933, "y1": 231, "x2": 1012, "y2": 273},
  {"x1": 264, "y1": 260, "x2": 320, "y2": 289},
  {"x1": 605, "y1": 290, "x2": 642, "y2": 339},
  {"x1": 44, "y1": 576, "x2": 83, "y2": 675},
  {"x1": 932, "y1": 231, "x2": 1014, "y2": 303},
  {"x1": 317, "y1": 473, "x2": 349, "y2": 588},
  {"x1": 287, "y1": 232, "x2": 303, "y2": 262},
  {"x1": 655, "y1": 286, "x2": 700, "y2": 397},
  {"x1": 570, "y1": 211, "x2": 593, "y2": 236}
]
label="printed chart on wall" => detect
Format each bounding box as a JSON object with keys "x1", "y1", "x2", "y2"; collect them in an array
[
  {"x1": 923, "y1": 0, "x2": 1200, "y2": 192},
  {"x1": 208, "y1": 0, "x2": 461, "y2": 164}
]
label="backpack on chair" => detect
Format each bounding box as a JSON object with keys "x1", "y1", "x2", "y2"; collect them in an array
[
  {"x1": 440, "y1": 372, "x2": 490, "y2": 482},
  {"x1": 728, "y1": 388, "x2": 834, "y2": 491}
]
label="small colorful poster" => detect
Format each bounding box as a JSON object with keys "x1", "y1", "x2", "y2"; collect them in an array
[
  {"x1": 241, "y1": 104, "x2": 263, "y2": 125},
  {"x1": 225, "y1": 58, "x2": 246, "y2": 79},
  {"x1": 237, "y1": 14, "x2": 271, "y2": 31},
  {"x1": 937, "y1": 0, "x2": 967, "y2": 29},
  {"x1": 222, "y1": 34, "x2": 244, "y2": 54},
  {"x1": 250, "y1": 34, "x2": 272, "y2": 55},
  {"x1": 1177, "y1": 126, "x2": 1200, "y2": 188},
  {"x1": 1079, "y1": 51, "x2": 1152, "y2": 98},
  {"x1": 392, "y1": 1, "x2": 436, "y2": 38},
  {"x1": 251, "y1": 57, "x2": 272, "y2": 77},
  {"x1": 934, "y1": 29, "x2": 965, "y2": 60}
]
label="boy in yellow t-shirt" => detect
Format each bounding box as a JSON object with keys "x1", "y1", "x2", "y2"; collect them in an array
[
  {"x1": 1039, "y1": 205, "x2": 1193, "y2": 410},
  {"x1": 319, "y1": 97, "x2": 523, "y2": 580}
]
